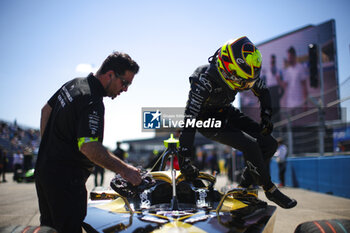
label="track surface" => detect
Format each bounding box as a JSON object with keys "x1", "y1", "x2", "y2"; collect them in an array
[{"x1": 0, "y1": 171, "x2": 349, "y2": 233}]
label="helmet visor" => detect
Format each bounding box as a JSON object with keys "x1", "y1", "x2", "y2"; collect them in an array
[{"x1": 221, "y1": 68, "x2": 258, "y2": 90}]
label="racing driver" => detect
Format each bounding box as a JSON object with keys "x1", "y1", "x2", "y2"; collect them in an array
[{"x1": 178, "y1": 36, "x2": 297, "y2": 209}]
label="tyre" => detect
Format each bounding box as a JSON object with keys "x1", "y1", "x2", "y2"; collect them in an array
[
  {"x1": 0, "y1": 225, "x2": 57, "y2": 233},
  {"x1": 294, "y1": 219, "x2": 350, "y2": 233}
]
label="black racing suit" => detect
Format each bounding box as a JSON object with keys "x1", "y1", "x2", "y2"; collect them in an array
[
  {"x1": 35, "y1": 73, "x2": 106, "y2": 233},
  {"x1": 179, "y1": 64, "x2": 277, "y2": 189}
]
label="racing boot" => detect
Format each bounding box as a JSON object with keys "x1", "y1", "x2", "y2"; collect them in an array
[{"x1": 264, "y1": 185, "x2": 297, "y2": 209}]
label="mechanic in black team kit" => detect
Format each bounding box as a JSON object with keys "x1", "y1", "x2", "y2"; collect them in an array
[
  {"x1": 35, "y1": 52, "x2": 142, "y2": 233},
  {"x1": 178, "y1": 36, "x2": 297, "y2": 209}
]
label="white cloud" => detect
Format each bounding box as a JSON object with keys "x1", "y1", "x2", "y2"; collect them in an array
[{"x1": 75, "y1": 63, "x2": 96, "y2": 74}]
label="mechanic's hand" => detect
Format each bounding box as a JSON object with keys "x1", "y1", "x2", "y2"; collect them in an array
[
  {"x1": 120, "y1": 164, "x2": 142, "y2": 186},
  {"x1": 180, "y1": 157, "x2": 199, "y2": 181},
  {"x1": 111, "y1": 168, "x2": 156, "y2": 198},
  {"x1": 260, "y1": 113, "x2": 273, "y2": 136}
]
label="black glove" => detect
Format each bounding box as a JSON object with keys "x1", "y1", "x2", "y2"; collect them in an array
[
  {"x1": 179, "y1": 146, "x2": 199, "y2": 181},
  {"x1": 260, "y1": 109, "x2": 273, "y2": 136},
  {"x1": 110, "y1": 168, "x2": 156, "y2": 198},
  {"x1": 178, "y1": 146, "x2": 192, "y2": 158},
  {"x1": 180, "y1": 158, "x2": 199, "y2": 181}
]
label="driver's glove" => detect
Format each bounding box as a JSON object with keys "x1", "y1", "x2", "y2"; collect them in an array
[
  {"x1": 260, "y1": 109, "x2": 273, "y2": 136},
  {"x1": 179, "y1": 146, "x2": 199, "y2": 181}
]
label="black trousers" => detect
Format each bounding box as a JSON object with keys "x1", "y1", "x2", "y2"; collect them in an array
[
  {"x1": 35, "y1": 164, "x2": 90, "y2": 233},
  {"x1": 199, "y1": 107, "x2": 277, "y2": 188},
  {"x1": 13, "y1": 163, "x2": 22, "y2": 181},
  {"x1": 93, "y1": 165, "x2": 105, "y2": 187},
  {"x1": 278, "y1": 162, "x2": 286, "y2": 185}
]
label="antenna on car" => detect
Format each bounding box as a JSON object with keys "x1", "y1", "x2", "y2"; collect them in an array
[{"x1": 164, "y1": 134, "x2": 180, "y2": 210}]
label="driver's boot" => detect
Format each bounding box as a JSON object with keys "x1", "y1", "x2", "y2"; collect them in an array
[{"x1": 264, "y1": 184, "x2": 297, "y2": 209}]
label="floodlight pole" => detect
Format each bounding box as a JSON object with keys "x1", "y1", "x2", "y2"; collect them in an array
[{"x1": 318, "y1": 40, "x2": 325, "y2": 156}]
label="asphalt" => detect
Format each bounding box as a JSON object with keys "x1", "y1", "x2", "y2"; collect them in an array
[{"x1": 0, "y1": 171, "x2": 349, "y2": 233}]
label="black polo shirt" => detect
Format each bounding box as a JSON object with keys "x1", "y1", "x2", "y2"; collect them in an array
[{"x1": 36, "y1": 73, "x2": 106, "y2": 173}]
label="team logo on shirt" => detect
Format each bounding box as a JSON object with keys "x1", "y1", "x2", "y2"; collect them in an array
[
  {"x1": 89, "y1": 111, "x2": 100, "y2": 135},
  {"x1": 143, "y1": 110, "x2": 161, "y2": 129}
]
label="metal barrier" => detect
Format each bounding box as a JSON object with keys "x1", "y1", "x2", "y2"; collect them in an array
[{"x1": 270, "y1": 155, "x2": 350, "y2": 198}]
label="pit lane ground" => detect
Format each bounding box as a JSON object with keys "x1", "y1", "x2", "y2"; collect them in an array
[{"x1": 0, "y1": 171, "x2": 349, "y2": 233}]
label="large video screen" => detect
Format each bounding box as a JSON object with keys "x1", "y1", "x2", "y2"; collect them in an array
[{"x1": 240, "y1": 20, "x2": 340, "y2": 127}]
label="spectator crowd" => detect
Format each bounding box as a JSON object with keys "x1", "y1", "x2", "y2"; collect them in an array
[{"x1": 0, "y1": 120, "x2": 40, "y2": 182}]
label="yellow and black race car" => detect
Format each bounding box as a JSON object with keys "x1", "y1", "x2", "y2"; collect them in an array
[{"x1": 82, "y1": 135, "x2": 277, "y2": 233}]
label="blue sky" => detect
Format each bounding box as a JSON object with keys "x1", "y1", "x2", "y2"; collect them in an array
[{"x1": 1, "y1": 0, "x2": 350, "y2": 149}]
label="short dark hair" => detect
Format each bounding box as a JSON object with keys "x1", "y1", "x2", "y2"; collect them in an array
[
  {"x1": 97, "y1": 51, "x2": 139, "y2": 76},
  {"x1": 288, "y1": 46, "x2": 296, "y2": 56}
]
